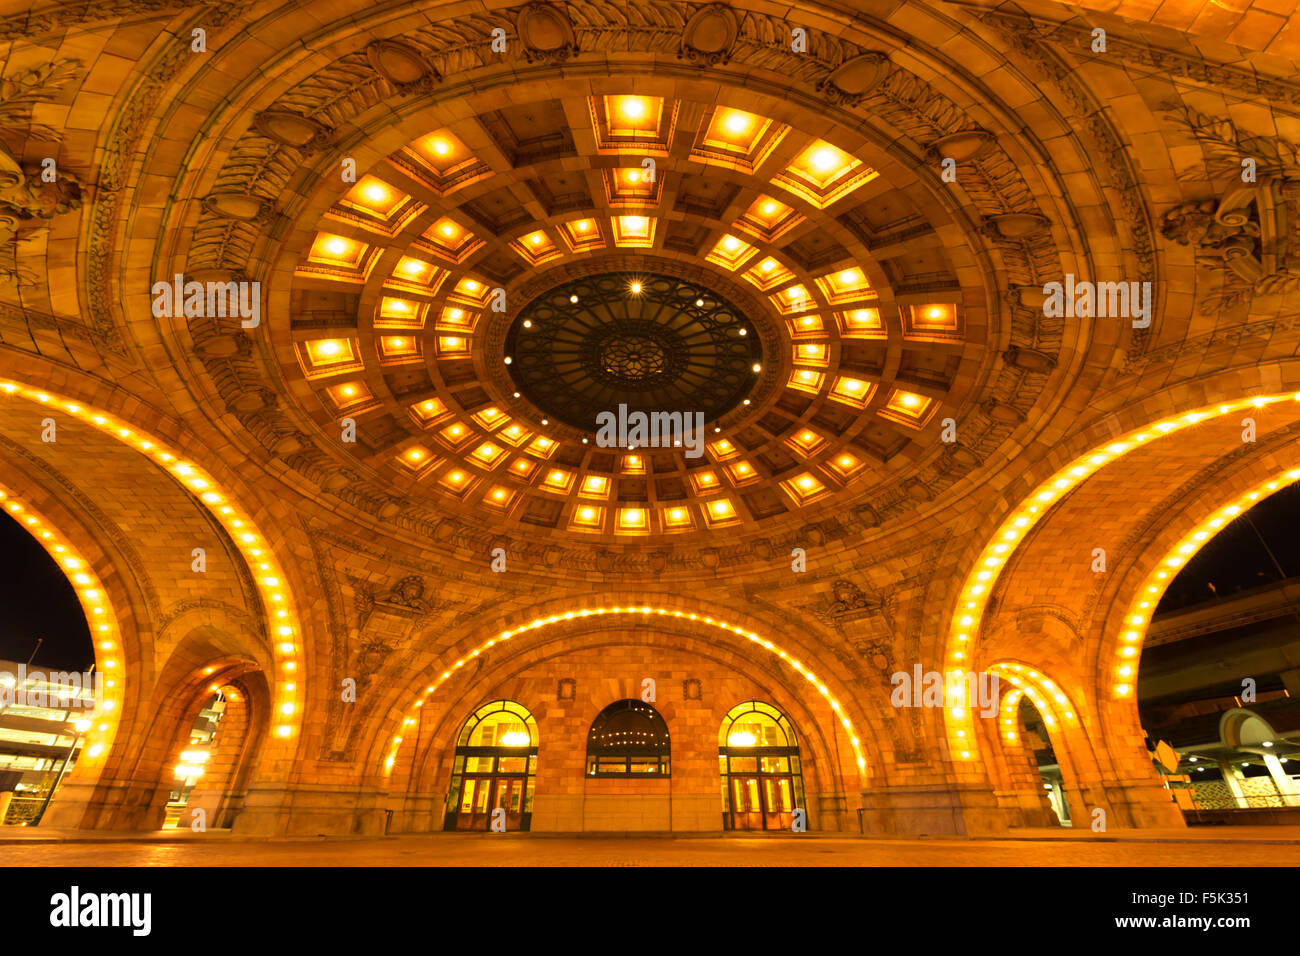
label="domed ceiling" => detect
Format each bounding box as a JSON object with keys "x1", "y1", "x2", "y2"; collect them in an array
[{"x1": 275, "y1": 87, "x2": 999, "y2": 540}]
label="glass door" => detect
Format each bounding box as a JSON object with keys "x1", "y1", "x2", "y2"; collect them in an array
[
  {"x1": 730, "y1": 776, "x2": 763, "y2": 830},
  {"x1": 491, "y1": 777, "x2": 526, "y2": 830},
  {"x1": 457, "y1": 777, "x2": 492, "y2": 830}
]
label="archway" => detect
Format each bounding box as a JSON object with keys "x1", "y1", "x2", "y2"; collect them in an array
[
  {"x1": 444, "y1": 700, "x2": 538, "y2": 831},
  {"x1": 718, "y1": 701, "x2": 805, "y2": 831}
]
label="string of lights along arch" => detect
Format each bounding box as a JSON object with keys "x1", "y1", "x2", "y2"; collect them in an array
[
  {"x1": 0, "y1": 381, "x2": 305, "y2": 742},
  {"x1": 504, "y1": 273, "x2": 762, "y2": 433},
  {"x1": 382, "y1": 606, "x2": 868, "y2": 780},
  {"x1": 942, "y1": 392, "x2": 1300, "y2": 770}
]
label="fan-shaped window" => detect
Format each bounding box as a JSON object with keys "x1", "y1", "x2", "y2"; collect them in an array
[
  {"x1": 445, "y1": 700, "x2": 537, "y2": 831},
  {"x1": 586, "y1": 699, "x2": 670, "y2": 777},
  {"x1": 718, "y1": 701, "x2": 805, "y2": 830}
]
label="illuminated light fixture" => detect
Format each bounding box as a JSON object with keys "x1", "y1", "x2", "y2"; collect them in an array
[
  {"x1": 437, "y1": 421, "x2": 471, "y2": 446},
  {"x1": 484, "y1": 486, "x2": 515, "y2": 508},
  {"x1": 561, "y1": 217, "x2": 605, "y2": 251},
  {"x1": 826, "y1": 452, "x2": 864, "y2": 479},
  {"x1": 629, "y1": 281, "x2": 643, "y2": 295},
  {"x1": 689, "y1": 470, "x2": 721, "y2": 495},
  {"x1": 773, "y1": 285, "x2": 813, "y2": 315},
  {"x1": 379, "y1": 335, "x2": 421, "y2": 363},
  {"x1": 788, "y1": 429, "x2": 824, "y2": 455},
  {"x1": 728, "y1": 730, "x2": 758, "y2": 747},
  {"x1": 787, "y1": 314, "x2": 824, "y2": 337},
  {"x1": 616, "y1": 507, "x2": 649, "y2": 533},
  {"x1": 580, "y1": 475, "x2": 610, "y2": 499},
  {"x1": 788, "y1": 368, "x2": 825, "y2": 395},
  {"x1": 299, "y1": 338, "x2": 362, "y2": 380},
  {"x1": 438, "y1": 469, "x2": 475, "y2": 493},
  {"x1": 794, "y1": 343, "x2": 828, "y2": 367},
  {"x1": 703, "y1": 497, "x2": 739, "y2": 526},
  {"x1": 450, "y1": 276, "x2": 492, "y2": 306},
  {"x1": 471, "y1": 407, "x2": 508, "y2": 430},
  {"x1": 828, "y1": 375, "x2": 875, "y2": 409},
  {"x1": 622, "y1": 454, "x2": 646, "y2": 475},
  {"x1": 742, "y1": 257, "x2": 795, "y2": 291},
  {"x1": 376, "y1": 296, "x2": 425, "y2": 330},
  {"x1": 468, "y1": 442, "x2": 507, "y2": 470},
  {"x1": 815, "y1": 266, "x2": 871, "y2": 304},
  {"x1": 781, "y1": 471, "x2": 827, "y2": 503},
  {"x1": 734, "y1": 194, "x2": 801, "y2": 241},
  {"x1": 602, "y1": 95, "x2": 664, "y2": 138},
  {"x1": 500, "y1": 731, "x2": 530, "y2": 747},
  {"x1": 773, "y1": 140, "x2": 874, "y2": 208},
  {"x1": 437, "y1": 335, "x2": 471, "y2": 358},
  {"x1": 497, "y1": 423, "x2": 533, "y2": 447},
  {"x1": 569, "y1": 504, "x2": 605, "y2": 531},
  {"x1": 510, "y1": 229, "x2": 561, "y2": 265},
  {"x1": 708, "y1": 438, "x2": 739, "y2": 461},
  {"x1": 410, "y1": 397, "x2": 450, "y2": 426},
  {"x1": 662, "y1": 505, "x2": 694, "y2": 531},
  {"x1": 527, "y1": 435, "x2": 557, "y2": 458},
  {"x1": 541, "y1": 468, "x2": 575, "y2": 494},
  {"x1": 879, "y1": 389, "x2": 936, "y2": 429},
  {"x1": 705, "y1": 233, "x2": 757, "y2": 271},
  {"x1": 613, "y1": 215, "x2": 656, "y2": 248},
  {"x1": 327, "y1": 381, "x2": 373, "y2": 409}
]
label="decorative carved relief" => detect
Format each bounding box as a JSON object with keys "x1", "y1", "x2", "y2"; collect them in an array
[
  {"x1": 251, "y1": 110, "x2": 333, "y2": 151},
  {"x1": 679, "y1": 3, "x2": 738, "y2": 67},
  {"x1": 365, "y1": 39, "x2": 441, "y2": 93},
  {"x1": 517, "y1": 3, "x2": 579, "y2": 64},
  {"x1": 816, "y1": 53, "x2": 889, "y2": 107}
]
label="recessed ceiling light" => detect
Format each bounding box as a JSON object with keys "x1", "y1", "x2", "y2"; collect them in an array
[
  {"x1": 738, "y1": 328, "x2": 747, "y2": 336},
  {"x1": 630, "y1": 281, "x2": 642, "y2": 295},
  {"x1": 695, "y1": 298, "x2": 704, "y2": 307},
  {"x1": 504, "y1": 357, "x2": 512, "y2": 365},
  {"x1": 523, "y1": 320, "x2": 532, "y2": 328},
  {"x1": 752, "y1": 363, "x2": 761, "y2": 373},
  {"x1": 570, "y1": 294, "x2": 579, "y2": 303}
]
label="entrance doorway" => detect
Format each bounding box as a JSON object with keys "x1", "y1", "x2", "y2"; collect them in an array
[
  {"x1": 445, "y1": 700, "x2": 537, "y2": 831},
  {"x1": 718, "y1": 701, "x2": 805, "y2": 831}
]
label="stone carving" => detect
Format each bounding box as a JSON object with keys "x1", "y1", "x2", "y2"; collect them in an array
[
  {"x1": 251, "y1": 109, "x2": 333, "y2": 151},
  {"x1": 365, "y1": 39, "x2": 441, "y2": 93},
  {"x1": 679, "y1": 4, "x2": 739, "y2": 67},
  {"x1": 517, "y1": 3, "x2": 579, "y2": 64},
  {"x1": 816, "y1": 53, "x2": 890, "y2": 107},
  {"x1": 376, "y1": 575, "x2": 433, "y2": 614},
  {"x1": 1162, "y1": 182, "x2": 1300, "y2": 303},
  {"x1": 199, "y1": 192, "x2": 273, "y2": 223},
  {"x1": 926, "y1": 129, "x2": 994, "y2": 163},
  {"x1": 981, "y1": 213, "x2": 1051, "y2": 241}
]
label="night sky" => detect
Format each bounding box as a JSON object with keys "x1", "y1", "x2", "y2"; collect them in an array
[
  {"x1": 0, "y1": 475, "x2": 1296, "y2": 673},
  {"x1": 1156, "y1": 481, "x2": 1300, "y2": 612},
  {"x1": 0, "y1": 509, "x2": 93, "y2": 671}
]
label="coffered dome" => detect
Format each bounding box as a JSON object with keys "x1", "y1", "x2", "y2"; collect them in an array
[{"x1": 274, "y1": 88, "x2": 998, "y2": 541}]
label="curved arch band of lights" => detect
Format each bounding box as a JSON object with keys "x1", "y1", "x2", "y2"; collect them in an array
[
  {"x1": 0, "y1": 381, "x2": 304, "y2": 742},
  {"x1": 943, "y1": 392, "x2": 1300, "y2": 766},
  {"x1": 0, "y1": 482, "x2": 125, "y2": 768},
  {"x1": 382, "y1": 605, "x2": 868, "y2": 779}
]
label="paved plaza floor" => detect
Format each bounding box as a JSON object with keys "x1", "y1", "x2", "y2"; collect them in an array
[{"x1": 2, "y1": 828, "x2": 1297, "y2": 866}]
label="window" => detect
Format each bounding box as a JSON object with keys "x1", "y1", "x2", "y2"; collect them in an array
[
  {"x1": 586, "y1": 699, "x2": 670, "y2": 777},
  {"x1": 718, "y1": 701, "x2": 805, "y2": 830},
  {"x1": 444, "y1": 700, "x2": 537, "y2": 831}
]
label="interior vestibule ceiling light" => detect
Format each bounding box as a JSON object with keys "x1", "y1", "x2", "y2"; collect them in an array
[
  {"x1": 728, "y1": 730, "x2": 757, "y2": 747},
  {"x1": 629, "y1": 281, "x2": 643, "y2": 295}
]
